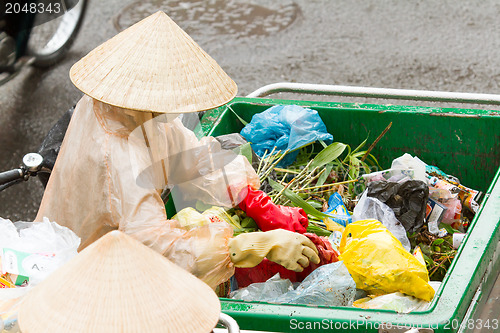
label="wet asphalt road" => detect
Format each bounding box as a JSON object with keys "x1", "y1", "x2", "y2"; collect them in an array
[{"x1": 0, "y1": 0, "x2": 499, "y2": 324}]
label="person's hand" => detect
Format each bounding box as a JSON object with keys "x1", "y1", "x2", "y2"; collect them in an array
[{"x1": 228, "y1": 229, "x2": 319, "y2": 271}]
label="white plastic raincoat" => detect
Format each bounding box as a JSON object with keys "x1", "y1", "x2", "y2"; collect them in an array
[{"x1": 35, "y1": 95, "x2": 260, "y2": 288}]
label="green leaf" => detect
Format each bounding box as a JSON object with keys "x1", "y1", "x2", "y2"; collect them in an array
[
  {"x1": 236, "y1": 142, "x2": 253, "y2": 164},
  {"x1": 227, "y1": 105, "x2": 248, "y2": 126},
  {"x1": 439, "y1": 223, "x2": 460, "y2": 235},
  {"x1": 241, "y1": 216, "x2": 258, "y2": 229},
  {"x1": 306, "y1": 223, "x2": 332, "y2": 237},
  {"x1": 316, "y1": 164, "x2": 333, "y2": 187},
  {"x1": 352, "y1": 151, "x2": 368, "y2": 158},
  {"x1": 310, "y1": 142, "x2": 347, "y2": 170},
  {"x1": 351, "y1": 137, "x2": 368, "y2": 155},
  {"x1": 433, "y1": 238, "x2": 445, "y2": 245},
  {"x1": 306, "y1": 200, "x2": 323, "y2": 210},
  {"x1": 268, "y1": 178, "x2": 331, "y2": 219},
  {"x1": 365, "y1": 154, "x2": 380, "y2": 167}
]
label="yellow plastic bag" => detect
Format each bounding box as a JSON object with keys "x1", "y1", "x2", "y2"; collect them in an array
[{"x1": 339, "y1": 219, "x2": 435, "y2": 301}]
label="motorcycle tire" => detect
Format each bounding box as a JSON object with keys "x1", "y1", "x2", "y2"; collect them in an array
[{"x1": 27, "y1": 0, "x2": 88, "y2": 68}]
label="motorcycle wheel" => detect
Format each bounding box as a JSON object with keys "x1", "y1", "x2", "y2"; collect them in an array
[{"x1": 26, "y1": 0, "x2": 88, "y2": 68}]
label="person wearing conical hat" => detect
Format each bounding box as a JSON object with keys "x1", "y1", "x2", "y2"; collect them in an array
[
  {"x1": 18, "y1": 231, "x2": 223, "y2": 333},
  {"x1": 35, "y1": 11, "x2": 320, "y2": 289}
]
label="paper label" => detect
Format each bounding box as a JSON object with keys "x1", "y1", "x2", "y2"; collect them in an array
[{"x1": 2, "y1": 248, "x2": 55, "y2": 278}]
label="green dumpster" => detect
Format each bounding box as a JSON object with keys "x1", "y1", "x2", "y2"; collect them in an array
[{"x1": 200, "y1": 94, "x2": 500, "y2": 333}]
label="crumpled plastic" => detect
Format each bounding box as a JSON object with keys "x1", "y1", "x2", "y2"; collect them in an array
[
  {"x1": 361, "y1": 168, "x2": 415, "y2": 184},
  {"x1": 234, "y1": 233, "x2": 337, "y2": 288},
  {"x1": 0, "y1": 287, "x2": 29, "y2": 332},
  {"x1": 353, "y1": 292, "x2": 429, "y2": 313},
  {"x1": 232, "y1": 262, "x2": 356, "y2": 307},
  {"x1": 353, "y1": 281, "x2": 441, "y2": 313},
  {"x1": 0, "y1": 217, "x2": 80, "y2": 286},
  {"x1": 365, "y1": 180, "x2": 429, "y2": 234},
  {"x1": 238, "y1": 186, "x2": 308, "y2": 233},
  {"x1": 35, "y1": 95, "x2": 258, "y2": 289},
  {"x1": 339, "y1": 219, "x2": 435, "y2": 301},
  {"x1": 324, "y1": 192, "x2": 352, "y2": 227},
  {"x1": 240, "y1": 105, "x2": 333, "y2": 166},
  {"x1": 229, "y1": 273, "x2": 293, "y2": 302},
  {"x1": 352, "y1": 191, "x2": 411, "y2": 251},
  {"x1": 391, "y1": 153, "x2": 428, "y2": 183}
]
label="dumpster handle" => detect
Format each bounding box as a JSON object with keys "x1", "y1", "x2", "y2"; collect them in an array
[
  {"x1": 247, "y1": 82, "x2": 500, "y2": 105},
  {"x1": 217, "y1": 312, "x2": 240, "y2": 333}
]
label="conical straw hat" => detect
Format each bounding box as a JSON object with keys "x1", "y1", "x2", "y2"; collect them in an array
[
  {"x1": 18, "y1": 230, "x2": 221, "y2": 333},
  {"x1": 69, "y1": 11, "x2": 237, "y2": 113}
]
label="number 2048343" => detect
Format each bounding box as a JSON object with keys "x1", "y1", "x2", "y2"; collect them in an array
[
  {"x1": 444, "y1": 319, "x2": 499, "y2": 331},
  {"x1": 5, "y1": 2, "x2": 61, "y2": 14}
]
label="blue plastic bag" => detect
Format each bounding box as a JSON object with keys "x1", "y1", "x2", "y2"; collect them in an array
[
  {"x1": 240, "y1": 105, "x2": 333, "y2": 166},
  {"x1": 324, "y1": 192, "x2": 352, "y2": 227}
]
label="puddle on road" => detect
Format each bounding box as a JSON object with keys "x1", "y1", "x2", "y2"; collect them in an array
[{"x1": 114, "y1": 0, "x2": 300, "y2": 39}]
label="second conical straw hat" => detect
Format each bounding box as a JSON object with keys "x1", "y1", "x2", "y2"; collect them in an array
[
  {"x1": 18, "y1": 230, "x2": 221, "y2": 333},
  {"x1": 70, "y1": 11, "x2": 237, "y2": 113}
]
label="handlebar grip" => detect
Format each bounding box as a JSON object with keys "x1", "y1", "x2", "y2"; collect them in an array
[{"x1": 0, "y1": 169, "x2": 24, "y2": 185}]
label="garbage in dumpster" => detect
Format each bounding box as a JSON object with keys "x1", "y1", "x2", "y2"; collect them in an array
[
  {"x1": 238, "y1": 185, "x2": 308, "y2": 233},
  {"x1": 339, "y1": 219, "x2": 435, "y2": 301},
  {"x1": 231, "y1": 262, "x2": 356, "y2": 307},
  {"x1": 240, "y1": 104, "x2": 333, "y2": 166},
  {"x1": 323, "y1": 192, "x2": 352, "y2": 227},
  {"x1": 390, "y1": 153, "x2": 428, "y2": 183},
  {"x1": 0, "y1": 217, "x2": 80, "y2": 286},
  {"x1": 232, "y1": 232, "x2": 338, "y2": 288},
  {"x1": 229, "y1": 273, "x2": 294, "y2": 302},
  {"x1": 365, "y1": 180, "x2": 429, "y2": 234},
  {"x1": 409, "y1": 224, "x2": 459, "y2": 281},
  {"x1": 352, "y1": 191, "x2": 411, "y2": 251},
  {"x1": 353, "y1": 281, "x2": 442, "y2": 313},
  {"x1": 228, "y1": 112, "x2": 481, "y2": 301}
]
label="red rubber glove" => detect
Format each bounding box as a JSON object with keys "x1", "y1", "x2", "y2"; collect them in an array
[
  {"x1": 238, "y1": 186, "x2": 308, "y2": 233},
  {"x1": 235, "y1": 233, "x2": 339, "y2": 288}
]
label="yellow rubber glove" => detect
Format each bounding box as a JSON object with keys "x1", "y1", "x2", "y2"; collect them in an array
[{"x1": 228, "y1": 229, "x2": 320, "y2": 272}]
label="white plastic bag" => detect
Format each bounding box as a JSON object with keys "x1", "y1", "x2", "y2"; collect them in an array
[
  {"x1": 391, "y1": 153, "x2": 427, "y2": 183},
  {"x1": 353, "y1": 281, "x2": 441, "y2": 313},
  {"x1": 0, "y1": 217, "x2": 80, "y2": 285},
  {"x1": 353, "y1": 292, "x2": 429, "y2": 313},
  {"x1": 352, "y1": 191, "x2": 411, "y2": 251}
]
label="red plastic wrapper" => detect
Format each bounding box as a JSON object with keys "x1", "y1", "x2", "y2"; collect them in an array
[
  {"x1": 235, "y1": 233, "x2": 339, "y2": 288},
  {"x1": 238, "y1": 186, "x2": 308, "y2": 233}
]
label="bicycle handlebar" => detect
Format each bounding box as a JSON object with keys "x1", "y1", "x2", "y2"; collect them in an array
[{"x1": 0, "y1": 169, "x2": 24, "y2": 186}]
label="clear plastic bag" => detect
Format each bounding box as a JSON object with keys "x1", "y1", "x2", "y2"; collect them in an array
[
  {"x1": 230, "y1": 262, "x2": 356, "y2": 307},
  {"x1": 352, "y1": 191, "x2": 411, "y2": 251},
  {"x1": 273, "y1": 261, "x2": 356, "y2": 307},
  {"x1": 229, "y1": 273, "x2": 293, "y2": 302},
  {"x1": 0, "y1": 287, "x2": 29, "y2": 333}
]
